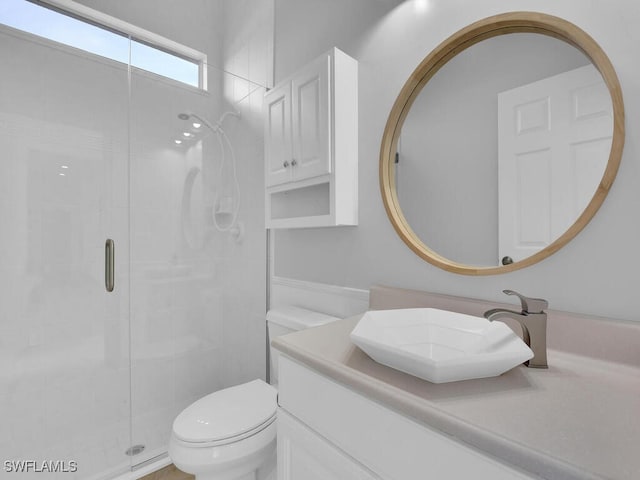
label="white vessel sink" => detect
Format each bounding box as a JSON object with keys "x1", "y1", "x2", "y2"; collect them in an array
[{"x1": 350, "y1": 308, "x2": 533, "y2": 383}]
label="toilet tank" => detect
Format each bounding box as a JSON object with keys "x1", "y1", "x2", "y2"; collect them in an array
[{"x1": 266, "y1": 306, "x2": 340, "y2": 386}]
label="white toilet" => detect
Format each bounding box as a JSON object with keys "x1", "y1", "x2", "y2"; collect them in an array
[{"x1": 169, "y1": 306, "x2": 339, "y2": 480}]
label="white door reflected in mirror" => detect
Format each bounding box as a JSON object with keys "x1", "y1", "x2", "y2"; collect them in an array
[{"x1": 498, "y1": 64, "x2": 612, "y2": 264}]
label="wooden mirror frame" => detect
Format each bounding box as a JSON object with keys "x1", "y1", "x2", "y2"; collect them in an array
[{"x1": 380, "y1": 12, "x2": 624, "y2": 276}]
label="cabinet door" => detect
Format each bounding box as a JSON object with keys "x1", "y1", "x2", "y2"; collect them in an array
[
  {"x1": 291, "y1": 53, "x2": 331, "y2": 181},
  {"x1": 265, "y1": 82, "x2": 293, "y2": 187},
  {"x1": 278, "y1": 409, "x2": 379, "y2": 480}
]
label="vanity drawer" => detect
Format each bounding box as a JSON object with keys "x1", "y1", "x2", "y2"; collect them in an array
[{"x1": 278, "y1": 355, "x2": 537, "y2": 480}]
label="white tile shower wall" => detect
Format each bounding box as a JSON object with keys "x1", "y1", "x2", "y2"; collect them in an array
[
  {"x1": 128, "y1": 63, "x2": 226, "y2": 463},
  {"x1": 213, "y1": 84, "x2": 268, "y2": 388},
  {"x1": 0, "y1": 26, "x2": 131, "y2": 479},
  {"x1": 126, "y1": 0, "x2": 273, "y2": 461},
  {"x1": 208, "y1": 0, "x2": 273, "y2": 390},
  {"x1": 272, "y1": 0, "x2": 640, "y2": 322},
  {"x1": 1, "y1": 3, "x2": 272, "y2": 478}
]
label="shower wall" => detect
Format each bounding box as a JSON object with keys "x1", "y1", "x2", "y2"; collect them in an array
[
  {"x1": 0, "y1": 26, "x2": 131, "y2": 478},
  {"x1": 124, "y1": 0, "x2": 272, "y2": 464},
  {"x1": 127, "y1": 63, "x2": 268, "y2": 464},
  {"x1": 1, "y1": 0, "x2": 272, "y2": 477},
  {"x1": 128, "y1": 66, "x2": 223, "y2": 463},
  {"x1": 217, "y1": 0, "x2": 273, "y2": 388}
]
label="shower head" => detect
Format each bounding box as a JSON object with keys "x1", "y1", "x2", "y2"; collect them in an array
[
  {"x1": 178, "y1": 112, "x2": 217, "y2": 131},
  {"x1": 178, "y1": 111, "x2": 240, "y2": 134}
]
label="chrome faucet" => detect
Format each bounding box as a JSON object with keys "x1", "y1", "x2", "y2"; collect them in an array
[{"x1": 483, "y1": 290, "x2": 549, "y2": 369}]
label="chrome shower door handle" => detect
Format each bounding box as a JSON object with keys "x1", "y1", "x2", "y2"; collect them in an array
[{"x1": 105, "y1": 238, "x2": 114, "y2": 292}]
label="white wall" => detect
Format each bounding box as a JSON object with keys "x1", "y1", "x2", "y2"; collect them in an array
[{"x1": 273, "y1": 0, "x2": 640, "y2": 322}]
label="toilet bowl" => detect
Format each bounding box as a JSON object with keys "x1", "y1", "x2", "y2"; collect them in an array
[
  {"x1": 169, "y1": 306, "x2": 339, "y2": 480},
  {"x1": 170, "y1": 380, "x2": 277, "y2": 480}
]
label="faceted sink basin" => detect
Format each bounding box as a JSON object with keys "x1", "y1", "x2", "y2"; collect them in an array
[{"x1": 350, "y1": 308, "x2": 533, "y2": 383}]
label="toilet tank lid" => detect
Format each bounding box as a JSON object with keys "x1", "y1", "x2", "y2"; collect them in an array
[{"x1": 267, "y1": 306, "x2": 340, "y2": 331}]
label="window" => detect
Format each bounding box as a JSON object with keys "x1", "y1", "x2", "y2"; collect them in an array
[
  {"x1": 130, "y1": 40, "x2": 200, "y2": 88},
  {"x1": 0, "y1": 0, "x2": 206, "y2": 89}
]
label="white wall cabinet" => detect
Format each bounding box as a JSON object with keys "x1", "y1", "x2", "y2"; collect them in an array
[
  {"x1": 264, "y1": 47, "x2": 358, "y2": 228},
  {"x1": 277, "y1": 356, "x2": 538, "y2": 480},
  {"x1": 265, "y1": 53, "x2": 330, "y2": 187},
  {"x1": 265, "y1": 81, "x2": 293, "y2": 187}
]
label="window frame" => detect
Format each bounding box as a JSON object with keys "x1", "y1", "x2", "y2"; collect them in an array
[{"x1": 15, "y1": 0, "x2": 208, "y2": 90}]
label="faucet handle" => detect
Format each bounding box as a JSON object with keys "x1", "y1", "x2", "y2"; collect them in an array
[{"x1": 503, "y1": 290, "x2": 548, "y2": 314}]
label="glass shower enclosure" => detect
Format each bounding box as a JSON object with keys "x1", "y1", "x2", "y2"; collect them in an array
[{"x1": 0, "y1": 2, "x2": 268, "y2": 478}]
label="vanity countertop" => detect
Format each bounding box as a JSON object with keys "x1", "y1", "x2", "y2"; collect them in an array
[{"x1": 272, "y1": 313, "x2": 640, "y2": 480}]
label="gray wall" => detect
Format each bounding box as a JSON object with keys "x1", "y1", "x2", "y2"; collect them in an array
[
  {"x1": 273, "y1": 0, "x2": 640, "y2": 322},
  {"x1": 399, "y1": 34, "x2": 589, "y2": 266}
]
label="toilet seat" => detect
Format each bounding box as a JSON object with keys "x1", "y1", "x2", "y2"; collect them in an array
[
  {"x1": 172, "y1": 414, "x2": 276, "y2": 448},
  {"x1": 172, "y1": 379, "x2": 277, "y2": 447}
]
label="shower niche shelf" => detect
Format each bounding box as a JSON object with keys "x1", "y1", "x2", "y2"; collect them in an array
[{"x1": 264, "y1": 47, "x2": 358, "y2": 229}]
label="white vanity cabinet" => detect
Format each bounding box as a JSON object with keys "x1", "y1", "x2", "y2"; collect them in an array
[
  {"x1": 277, "y1": 356, "x2": 537, "y2": 480},
  {"x1": 278, "y1": 409, "x2": 380, "y2": 480},
  {"x1": 264, "y1": 47, "x2": 358, "y2": 228}
]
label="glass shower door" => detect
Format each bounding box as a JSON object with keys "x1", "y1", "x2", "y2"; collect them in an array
[
  {"x1": 0, "y1": 25, "x2": 131, "y2": 479},
  {"x1": 127, "y1": 57, "x2": 269, "y2": 467},
  {"x1": 127, "y1": 61, "x2": 224, "y2": 467}
]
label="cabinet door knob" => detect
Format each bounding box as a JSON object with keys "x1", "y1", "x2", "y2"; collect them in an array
[
  {"x1": 291, "y1": 159, "x2": 298, "y2": 166},
  {"x1": 283, "y1": 161, "x2": 290, "y2": 168}
]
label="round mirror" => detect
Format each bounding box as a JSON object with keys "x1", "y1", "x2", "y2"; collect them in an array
[{"x1": 380, "y1": 12, "x2": 624, "y2": 275}]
